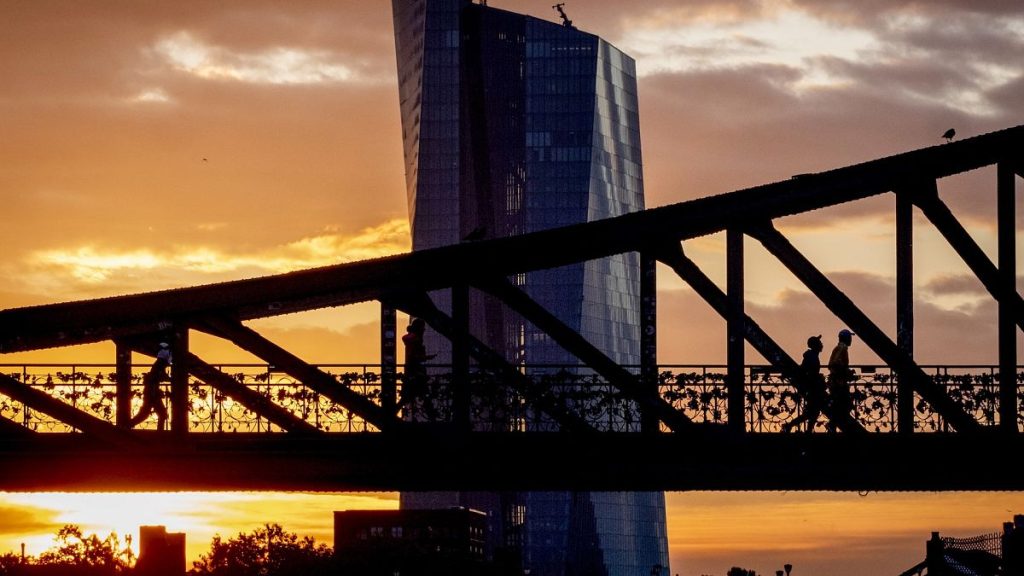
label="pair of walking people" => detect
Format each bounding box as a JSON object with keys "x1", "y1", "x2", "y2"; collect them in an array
[{"x1": 782, "y1": 329, "x2": 855, "y2": 433}]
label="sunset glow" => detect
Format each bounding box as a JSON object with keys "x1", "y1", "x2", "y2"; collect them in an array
[{"x1": 0, "y1": 492, "x2": 398, "y2": 564}]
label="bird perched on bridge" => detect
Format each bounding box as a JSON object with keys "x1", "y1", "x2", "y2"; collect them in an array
[{"x1": 942, "y1": 128, "x2": 956, "y2": 143}]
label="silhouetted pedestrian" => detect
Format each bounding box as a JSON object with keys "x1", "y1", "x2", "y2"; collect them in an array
[
  {"x1": 827, "y1": 329, "x2": 855, "y2": 432},
  {"x1": 398, "y1": 318, "x2": 437, "y2": 420},
  {"x1": 782, "y1": 335, "x2": 826, "y2": 433},
  {"x1": 129, "y1": 342, "x2": 170, "y2": 430}
]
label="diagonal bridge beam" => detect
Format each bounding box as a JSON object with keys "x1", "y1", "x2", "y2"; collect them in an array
[
  {"x1": 195, "y1": 317, "x2": 403, "y2": 432},
  {"x1": 386, "y1": 291, "x2": 596, "y2": 434},
  {"x1": 473, "y1": 276, "x2": 697, "y2": 433},
  {"x1": 0, "y1": 373, "x2": 140, "y2": 445},
  {"x1": 185, "y1": 355, "x2": 321, "y2": 435},
  {"x1": 655, "y1": 244, "x2": 867, "y2": 433},
  {"x1": 121, "y1": 334, "x2": 322, "y2": 434},
  {"x1": 747, "y1": 223, "x2": 982, "y2": 432},
  {"x1": 908, "y1": 180, "x2": 1024, "y2": 331}
]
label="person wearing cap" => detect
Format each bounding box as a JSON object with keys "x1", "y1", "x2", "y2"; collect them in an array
[
  {"x1": 129, "y1": 342, "x2": 171, "y2": 430},
  {"x1": 827, "y1": 329, "x2": 855, "y2": 431},
  {"x1": 782, "y1": 335, "x2": 826, "y2": 433}
]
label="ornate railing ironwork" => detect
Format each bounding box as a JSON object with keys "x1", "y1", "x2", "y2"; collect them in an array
[{"x1": 0, "y1": 364, "x2": 1021, "y2": 433}]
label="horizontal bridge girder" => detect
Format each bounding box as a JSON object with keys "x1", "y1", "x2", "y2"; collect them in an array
[
  {"x1": 1, "y1": 431, "x2": 1022, "y2": 492},
  {"x1": 2, "y1": 124, "x2": 1022, "y2": 354}
]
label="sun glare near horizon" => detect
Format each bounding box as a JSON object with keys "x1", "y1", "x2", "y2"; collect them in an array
[{"x1": 0, "y1": 491, "x2": 399, "y2": 563}]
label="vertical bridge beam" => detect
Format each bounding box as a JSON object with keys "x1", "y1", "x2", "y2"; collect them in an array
[
  {"x1": 452, "y1": 284, "x2": 471, "y2": 432},
  {"x1": 727, "y1": 228, "x2": 746, "y2": 432},
  {"x1": 640, "y1": 253, "x2": 659, "y2": 433},
  {"x1": 998, "y1": 162, "x2": 1018, "y2": 433},
  {"x1": 115, "y1": 340, "x2": 133, "y2": 429},
  {"x1": 170, "y1": 325, "x2": 189, "y2": 434},
  {"x1": 380, "y1": 303, "x2": 398, "y2": 415},
  {"x1": 895, "y1": 190, "x2": 915, "y2": 434}
]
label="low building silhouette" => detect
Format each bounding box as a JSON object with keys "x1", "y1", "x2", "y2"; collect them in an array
[
  {"x1": 134, "y1": 526, "x2": 185, "y2": 576},
  {"x1": 334, "y1": 507, "x2": 508, "y2": 575}
]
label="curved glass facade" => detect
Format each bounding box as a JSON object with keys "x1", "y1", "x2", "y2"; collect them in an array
[{"x1": 391, "y1": 2, "x2": 669, "y2": 574}]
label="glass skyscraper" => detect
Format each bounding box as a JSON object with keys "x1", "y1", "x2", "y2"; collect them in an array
[{"x1": 391, "y1": 1, "x2": 669, "y2": 574}]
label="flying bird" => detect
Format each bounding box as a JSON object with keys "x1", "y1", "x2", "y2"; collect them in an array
[{"x1": 942, "y1": 128, "x2": 956, "y2": 143}]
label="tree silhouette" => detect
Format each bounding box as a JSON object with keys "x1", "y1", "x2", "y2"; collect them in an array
[
  {"x1": 0, "y1": 553, "x2": 23, "y2": 575},
  {"x1": 0, "y1": 525, "x2": 135, "y2": 575},
  {"x1": 38, "y1": 525, "x2": 134, "y2": 570},
  {"x1": 189, "y1": 523, "x2": 332, "y2": 576}
]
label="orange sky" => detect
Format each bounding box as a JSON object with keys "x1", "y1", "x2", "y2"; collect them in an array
[{"x1": 2, "y1": 1, "x2": 1024, "y2": 575}]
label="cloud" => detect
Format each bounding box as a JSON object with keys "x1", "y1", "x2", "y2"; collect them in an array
[
  {"x1": 131, "y1": 88, "x2": 172, "y2": 104},
  {"x1": 627, "y1": 0, "x2": 1024, "y2": 216},
  {"x1": 792, "y1": 0, "x2": 1024, "y2": 25},
  {"x1": 16, "y1": 219, "x2": 410, "y2": 300},
  {"x1": 922, "y1": 273, "x2": 991, "y2": 297},
  {"x1": 657, "y1": 267, "x2": 1010, "y2": 366},
  {"x1": 151, "y1": 31, "x2": 384, "y2": 86},
  {"x1": 619, "y1": 6, "x2": 882, "y2": 90},
  {"x1": 0, "y1": 504, "x2": 60, "y2": 536}
]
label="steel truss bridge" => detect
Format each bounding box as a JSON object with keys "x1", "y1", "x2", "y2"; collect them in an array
[{"x1": 0, "y1": 125, "x2": 1022, "y2": 493}]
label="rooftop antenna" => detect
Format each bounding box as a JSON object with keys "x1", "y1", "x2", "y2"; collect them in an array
[{"x1": 552, "y1": 3, "x2": 573, "y2": 28}]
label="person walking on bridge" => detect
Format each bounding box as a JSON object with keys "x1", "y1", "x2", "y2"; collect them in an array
[
  {"x1": 129, "y1": 342, "x2": 171, "y2": 430},
  {"x1": 782, "y1": 335, "x2": 825, "y2": 433},
  {"x1": 398, "y1": 318, "x2": 436, "y2": 420},
  {"x1": 827, "y1": 329, "x2": 855, "y2": 432}
]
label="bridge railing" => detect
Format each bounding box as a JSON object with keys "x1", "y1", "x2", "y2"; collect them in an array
[{"x1": 0, "y1": 364, "x2": 1020, "y2": 433}]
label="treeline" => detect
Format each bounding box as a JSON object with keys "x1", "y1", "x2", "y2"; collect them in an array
[{"x1": 0, "y1": 523, "x2": 333, "y2": 576}]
